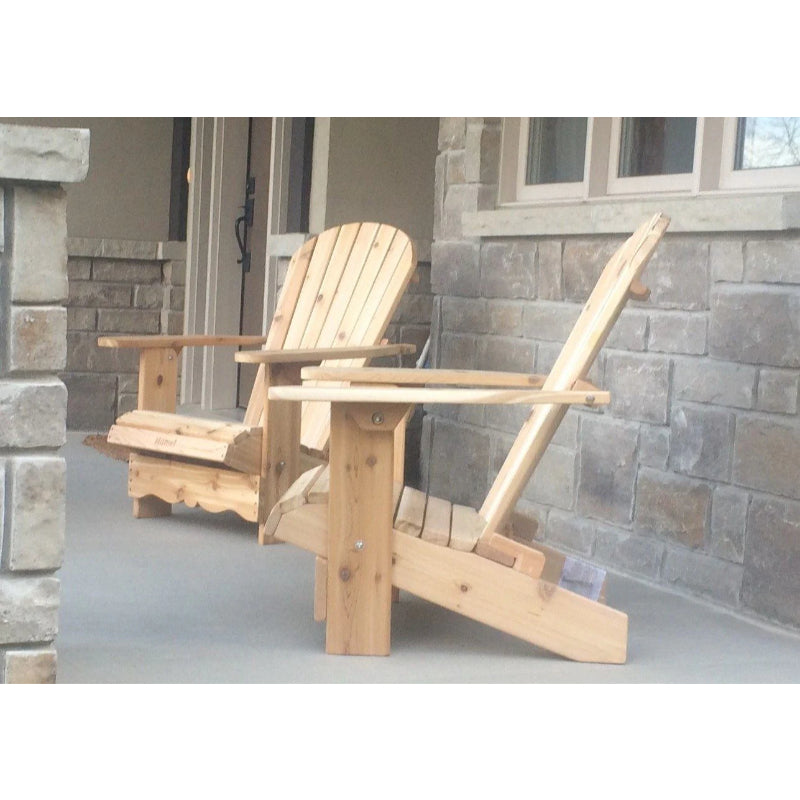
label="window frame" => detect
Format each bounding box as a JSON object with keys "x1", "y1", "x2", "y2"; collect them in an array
[
  {"x1": 499, "y1": 117, "x2": 800, "y2": 208},
  {"x1": 718, "y1": 117, "x2": 800, "y2": 191}
]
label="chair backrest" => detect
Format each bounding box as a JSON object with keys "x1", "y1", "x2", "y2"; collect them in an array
[
  {"x1": 244, "y1": 223, "x2": 417, "y2": 452},
  {"x1": 479, "y1": 212, "x2": 670, "y2": 539}
]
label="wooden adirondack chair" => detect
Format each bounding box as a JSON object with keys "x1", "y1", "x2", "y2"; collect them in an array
[
  {"x1": 252, "y1": 213, "x2": 669, "y2": 661},
  {"x1": 97, "y1": 222, "x2": 418, "y2": 532}
]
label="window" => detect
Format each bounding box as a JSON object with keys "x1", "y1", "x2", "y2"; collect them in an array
[
  {"x1": 719, "y1": 117, "x2": 800, "y2": 190},
  {"x1": 499, "y1": 117, "x2": 800, "y2": 205},
  {"x1": 515, "y1": 117, "x2": 590, "y2": 201}
]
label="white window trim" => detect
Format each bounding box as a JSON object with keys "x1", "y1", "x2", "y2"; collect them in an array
[
  {"x1": 718, "y1": 117, "x2": 800, "y2": 191},
  {"x1": 605, "y1": 117, "x2": 702, "y2": 196},
  {"x1": 513, "y1": 117, "x2": 591, "y2": 202}
]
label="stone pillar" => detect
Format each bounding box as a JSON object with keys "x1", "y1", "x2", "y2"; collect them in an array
[{"x1": 0, "y1": 123, "x2": 89, "y2": 683}]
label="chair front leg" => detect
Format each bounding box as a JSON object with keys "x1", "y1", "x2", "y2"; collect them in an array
[{"x1": 132, "y1": 346, "x2": 181, "y2": 519}]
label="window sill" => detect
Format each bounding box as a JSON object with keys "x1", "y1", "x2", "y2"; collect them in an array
[{"x1": 461, "y1": 192, "x2": 800, "y2": 237}]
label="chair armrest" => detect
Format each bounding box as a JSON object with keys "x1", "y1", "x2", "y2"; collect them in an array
[
  {"x1": 98, "y1": 334, "x2": 271, "y2": 349},
  {"x1": 268, "y1": 385, "x2": 609, "y2": 407},
  {"x1": 234, "y1": 343, "x2": 415, "y2": 366},
  {"x1": 298, "y1": 366, "x2": 599, "y2": 393}
]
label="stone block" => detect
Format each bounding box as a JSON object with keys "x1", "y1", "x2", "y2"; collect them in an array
[
  {"x1": 661, "y1": 548, "x2": 743, "y2": 606},
  {"x1": 522, "y1": 444, "x2": 576, "y2": 511},
  {"x1": 756, "y1": 368, "x2": 799, "y2": 415},
  {"x1": 117, "y1": 393, "x2": 139, "y2": 416},
  {"x1": 438, "y1": 118, "x2": 466, "y2": 151},
  {"x1": 441, "y1": 184, "x2": 479, "y2": 239},
  {"x1": 673, "y1": 357, "x2": 755, "y2": 409},
  {"x1": 63, "y1": 373, "x2": 117, "y2": 431},
  {"x1": 8, "y1": 185, "x2": 68, "y2": 303},
  {"x1": 67, "y1": 280, "x2": 132, "y2": 309},
  {"x1": 545, "y1": 510, "x2": 595, "y2": 555},
  {"x1": 635, "y1": 467, "x2": 711, "y2": 549},
  {"x1": 446, "y1": 150, "x2": 466, "y2": 185},
  {"x1": 423, "y1": 417, "x2": 491, "y2": 507},
  {"x1": 476, "y1": 336, "x2": 535, "y2": 374},
  {"x1": 67, "y1": 332, "x2": 139, "y2": 373},
  {"x1": 480, "y1": 240, "x2": 537, "y2": 299},
  {"x1": 742, "y1": 496, "x2": 800, "y2": 626},
  {"x1": 67, "y1": 307, "x2": 96, "y2": 331},
  {"x1": 431, "y1": 241, "x2": 480, "y2": 298},
  {"x1": 91, "y1": 259, "x2": 162, "y2": 284},
  {"x1": 709, "y1": 286, "x2": 800, "y2": 368},
  {"x1": 433, "y1": 153, "x2": 445, "y2": 240},
  {"x1": 487, "y1": 301, "x2": 523, "y2": 337},
  {"x1": 97, "y1": 308, "x2": 160, "y2": 334},
  {"x1": 441, "y1": 297, "x2": 488, "y2": 334},
  {"x1": 0, "y1": 576, "x2": 59, "y2": 645},
  {"x1": 710, "y1": 240, "x2": 744, "y2": 282},
  {"x1": 522, "y1": 301, "x2": 581, "y2": 342},
  {"x1": 537, "y1": 240, "x2": 563, "y2": 301},
  {"x1": 485, "y1": 404, "x2": 531, "y2": 436},
  {"x1": 744, "y1": 240, "x2": 800, "y2": 283},
  {"x1": 605, "y1": 353, "x2": 670, "y2": 424},
  {"x1": 7, "y1": 306, "x2": 67, "y2": 372},
  {"x1": 669, "y1": 404, "x2": 734, "y2": 481},
  {"x1": 646, "y1": 239, "x2": 709, "y2": 310},
  {"x1": 647, "y1": 311, "x2": 707, "y2": 355},
  {"x1": 0, "y1": 378, "x2": 66, "y2": 448},
  {"x1": 710, "y1": 485, "x2": 748, "y2": 564},
  {"x1": 1, "y1": 648, "x2": 57, "y2": 684},
  {"x1": 133, "y1": 284, "x2": 164, "y2": 310},
  {"x1": 160, "y1": 310, "x2": 184, "y2": 336},
  {"x1": 605, "y1": 309, "x2": 648, "y2": 352},
  {"x1": 638, "y1": 424, "x2": 670, "y2": 470},
  {"x1": 66, "y1": 257, "x2": 91, "y2": 280},
  {"x1": 439, "y1": 333, "x2": 478, "y2": 370},
  {"x1": 163, "y1": 260, "x2": 186, "y2": 286},
  {"x1": 0, "y1": 122, "x2": 89, "y2": 183},
  {"x1": 563, "y1": 239, "x2": 621, "y2": 303},
  {"x1": 166, "y1": 285, "x2": 186, "y2": 313},
  {"x1": 732, "y1": 415, "x2": 800, "y2": 500},
  {"x1": 577, "y1": 415, "x2": 639, "y2": 525},
  {"x1": 594, "y1": 526, "x2": 664, "y2": 580},
  {"x1": 6, "y1": 457, "x2": 65, "y2": 571}
]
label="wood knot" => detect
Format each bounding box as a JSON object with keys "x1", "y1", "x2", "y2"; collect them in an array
[
  {"x1": 339, "y1": 567, "x2": 351, "y2": 582},
  {"x1": 338, "y1": 331, "x2": 346, "y2": 340},
  {"x1": 460, "y1": 584, "x2": 469, "y2": 593},
  {"x1": 156, "y1": 375, "x2": 164, "y2": 386},
  {"x1": 316, "y1": 293, "x2": 324, "y2": 303},
  {"x1": 366, "y1": 455, "x2": 377, "y2": 467}
]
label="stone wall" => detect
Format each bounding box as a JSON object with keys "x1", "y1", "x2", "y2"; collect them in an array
[
  {"x1": 63, "y1": 240, "x2": 186, "y2": 430},
  {"x1": 0, "y1": 123, "x2": 89, "y2": 682},
  {"x1": 425, "y1": 117, "x2": 800, "y2": 630}
]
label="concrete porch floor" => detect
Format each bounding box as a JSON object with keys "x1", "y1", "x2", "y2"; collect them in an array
[{"x1": 57, "y1": 431, "x2": 800, "y2": 683}]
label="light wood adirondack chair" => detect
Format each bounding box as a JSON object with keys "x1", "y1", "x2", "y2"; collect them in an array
[
  {"x1": 97, "y1": 222, "x2": 418, "y2": 531},
  {"x1": 253, "y1": 213, "x2": 669, "y2": 661}
]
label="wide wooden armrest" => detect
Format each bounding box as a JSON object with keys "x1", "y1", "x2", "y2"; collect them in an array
[
  {"x1": 234, "y1": 343, "x2": 415, "y2": 365},
  {"x1": 268, "y1": 385, "x2": 609, "y2": 407},
  {"x1": 299, "y1": 366, "x2": 599, "y2": 393},
  {"x1": 98, "y1": 334, "x2": 270, "y2": 349}
]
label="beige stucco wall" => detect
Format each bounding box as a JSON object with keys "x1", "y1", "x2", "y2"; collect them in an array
[
  {"x1": 324, "y1": 118, "x2": 438, "y2": 257},
  {"x1": 0, "y1": 118, "x2": 173, "y2": 241}
]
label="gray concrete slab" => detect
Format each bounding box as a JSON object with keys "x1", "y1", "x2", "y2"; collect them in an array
[{"x1": 57, "y1": 432, "x2": 800, "y2": 683}]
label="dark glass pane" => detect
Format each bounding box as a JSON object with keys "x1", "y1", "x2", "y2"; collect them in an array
[
  {"x1": 618, "y1": 118, "x2": 696, "y2": 177},
  {"x1": 735, "y1": 118, "x2": 800, "y2": 170},
  {"x1": 525, "y1": 118, "x2": 587, "y2": 185}
]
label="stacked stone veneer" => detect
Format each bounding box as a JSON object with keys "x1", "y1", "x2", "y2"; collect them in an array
[
  {"x1": 63, "y1": 240, "x2": 186, "y2": 430},
  {"x1": 424, "y1": 117, "x2": 800, "y2": 630},
  {"x1": 0, "y1": 123, "x2": 89, "y2": 682}
]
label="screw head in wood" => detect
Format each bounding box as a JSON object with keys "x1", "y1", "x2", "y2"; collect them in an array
[
  {"x1": 354, "y1": 540, "x2": 365, "y2": 551},
  {"x1": 371, "y1": 412, "x2": 384, "y2": 425}
]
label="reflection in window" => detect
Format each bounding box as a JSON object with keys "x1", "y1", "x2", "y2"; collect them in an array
[
  {"x1": 526, "y1": 118, "x2": 587, "y2": 185},
  {"x1": 735, "y1": 118, "x2": 800, "y2": 170},
  {"x1": 618, "y1": 118, "x2": 696, "y2": 177}
]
